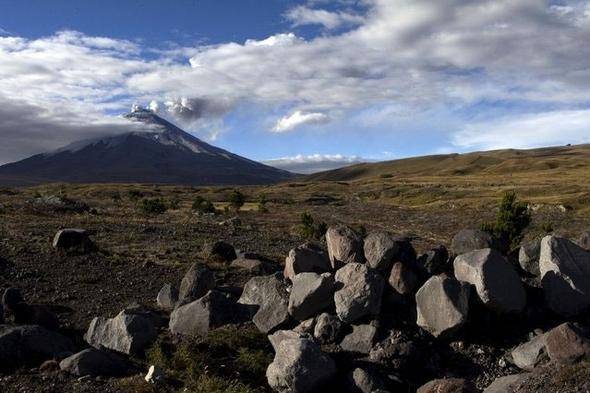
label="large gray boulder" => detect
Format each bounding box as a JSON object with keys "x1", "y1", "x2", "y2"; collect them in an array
[
  {"x1": 454, "y1": 248, "x2": 526, "y2": 313},
  {"x1": 416, "y1": 275, "x2": 470, "y2": 339},
  {"x1": 169, "y1": 290, "x2": 235, "y2": 337},
  {"x1": 418, "y1": 378, "x2": 477, "y2": 393},
  {"x1": 288, "y1": 273, "x2": 334, "y2": 321},
  {"x1": 178, "y1": 263, "x2": 216, "y2": 303},
  {"x1": 156, "y1": 283, "x2": 178, "y2": 310},
  {"x1": 363, "y1": 231, "x2": 398, "y2": 272},
  {"x1": 511, "y1": 333, "x2": 547, "y2": 371},
  {"x1": 266, "y1": 338, "x2": 336, "y2": 393},
  {"x1": 334, "y1": 263, "x2": 384, "y2": 323},
  {"x1": 239, "y1": 273, "x2": 290, "y2": 333},
  {"x1": 451, "y1": 229, "x2": 493, "y2": 255},
  {"x1": 545, "y1": 322, "x2": 590, "y2": 364},
  {"x1": 519, "y1": 239, "x2": 541, "y2": 276},
  {"x1": 339, "y1": 324, "x2": 377, "y2": 354},
  {"x1": 85, "y1": 309, "x2": 158, "y2": 355},
  {"x1": 539, "y1": 236, "x2": 590, "y2": 316},
  {"x1": 326, "y1": 225, "x2": 364, "y2": 269},
  {"x1": 284, "y1": 242, "x2": 331, "y2": 281},
  {"x1": 53, "y1": 228, "x2": 94, "y2": 253},
  {"x1": 313, "y1": 313, "x2": 342, "y2": 344},
  {"x1": 0, "y1": 325, "x2": 73, "y2": 367},
  {"x1": 388, "y1": 261, "x2": 419, "y2": 297},
  {"x1": 59, "y1": 348, "x2": 131, "y2": 377}
]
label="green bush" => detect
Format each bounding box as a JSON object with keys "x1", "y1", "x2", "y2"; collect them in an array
[
  {"x1": 481, "y1": 191, "x2": 531, "y2": 251},
  {"x1": 228, "y1": 190, "x2": 245, "y2": 212},
  {"x1": 299, "y1": 212, "x2": 328, "y2": 240},
  {"x1": 139, "y1": 198, "x2": 168, "y2": 214},
  {"x1": 192, "y1": 196, "x2": 216, "y2": 214}
]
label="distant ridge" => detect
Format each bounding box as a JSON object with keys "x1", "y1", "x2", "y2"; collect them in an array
[
  {"x1": 303, "y1": 144, "x2": 590, "y2": 182},
  {"x1": 0, "y1": 109, "x2": 293, "y2": 186}
]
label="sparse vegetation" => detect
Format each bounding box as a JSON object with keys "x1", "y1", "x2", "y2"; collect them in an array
[
  {"x1": 299, "y1": 212, "x2": 328, "y2": 240},
  {"x1": 229, "y1": 190, "x2": 245, "y2": 212},
  {"x1": 481, "y1": 191, "x2": 531, "y2": 251},
  {"x1": 139, "y1": 198, "x2": 168, "y2": 215},
  {"x1": 192, "y1": 196, "x2": 216, "y2": 214}
]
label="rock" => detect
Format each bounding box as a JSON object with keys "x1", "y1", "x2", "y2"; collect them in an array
[
  {"x1": 417, "y1": 378, "x2": 477, "y2": 393},
  {"x1": 577, "y1": 231, "x2": 590, "y2": 250},
  {"x1": 28, "y1": 195, "x2": 89, "y2": 214},
  {"x1": 169, "y1": 290, "x2": 236, "y2": 337},
  {"x1": 178, "y1": 263, "x2": 216, "y2": 303},
  {"x1": 511, "y1": 333, "x2": 547, "y2": 370},
  {"x1": 313, "y1": 313, "x2": 342, "y2": 344},
  {"x1": 288, "y1": 273, "x2": 334, "y2": 321},
  {"x1": 202, "y1": 241, "x2": 236, "y2": 263},
  {"x1": 545, "y1": 322, "x2": 590, "y2": 364},
  {"x1": 326, "y1": 225, "x2": 364, "y2": 269},
  {"x1": 156, "y1": 283, "x2": 178, "y2": 310},
  {"x1": 454, "y1": 248, "x2": 526, "y2": 313},
  {"x1": 0, "y1": 325, "x2": 73, "y2": 367},
  {"x1": 451, "y1": 229, "x2": 494, "y2": 255},
  {"x1": 59, "y1": 348, "x2": 131, "y2": 377},
  {"x1": 293, "y1": 318, "x2": 315, "y2": 334},
  {"x1": 417, "y1": 245, "x2": 449, "y2": 276},
  {"x1": 539, "y1": 236, "x2": 590, "y2": 316},
  {"x1": 231, "y1": 257, "x2": 272, "y2": 275},
  {"x1": 369, "y1": 333, "x2": 418, "y2": 370},
  {"x1": 416, "y1": 275, "x2": 470, "y2": 339},
  {"x1": 52, "y1": 228, "x2": 94, "y2": 253},
  {"x1": 268, "y1": 330, "x2": 307, "y2": 352},
  {"x1": 391, "y1": 235, "x2": 417, "y2": 264},
  {"x1": 13, "y1": 304, "x2": 59, "y2": 331},
  {"x1": 334, "y1": 263, "x2": 384, "y2": 323},
  {"x1": 145, "y1": 365, "x2": 165, "y2": 383},
  {"x1": 85, "y1": 309, "x2": 158, "y2": 355},
  {"x1": 284, "y1": 242, "x2": 331, "y2": 281},
  {"x1": 349, "y1": 368, "x2": 385, "y2": 393},
  {"x1": 39, "y1": 360, "x2": 60, "y2": 374},
  {"x1": 363, "y1": 231, "x2": 399, "y2": 271},
  {"x1": 266, "y1": 338, "x2": 336, "y2": 393},
  {"x1": 239, "y1": 273, "x2": 290, "y2": 333},
  {"x1": 339, "y1": 324, "x2": 377, "y2": 354},
  {"x1": 2, "y1": 287, "x2": 24, "y2": 311},
  {"x1": 483, "y1": 373, "x2": 529, "y2": 393},
  {"x1": 519, "y1": 239, "x2": 541, "y2": 276},
  {"x1": 388, "y1": 262, "x2": 419, "y2": 297}
]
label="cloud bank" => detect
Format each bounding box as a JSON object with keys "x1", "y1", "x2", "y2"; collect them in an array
[{"x1": 264, "y1": 154, "x2": 363, "y2": 174}]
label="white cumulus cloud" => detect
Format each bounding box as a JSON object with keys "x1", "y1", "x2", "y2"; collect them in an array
[
  {"x1": 285, "y1": 6, "x2": 365, "y2": 30},
  {"x1": 272, "y1": 111, "x2": 331, "y2": 133}
]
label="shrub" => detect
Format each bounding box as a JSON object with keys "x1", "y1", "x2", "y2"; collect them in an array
[
  {"x1": 228, "y1": 190, "x2": 245, "y2": 212},
  {"x1": 299, "y1": 212, "x2": 328, "y2": 240},
  {"x1": 481, "y1": 191, "x2": 531, "y2": 251},
  {"x1": 257, "y1": 193, "x2": 268, "y2": 212},
  {"x1": 139, "y1": 198, "x2": 168, "y2": 214},
  {"x1": 128, "y1": 189, "x2": 143, "y2": 201},
  {"x1": 192, "y1": 196, "x2": 216, "y2": 214},
  {"x1": 168, "y1": 198, "x2": 180, "y2": 210}
]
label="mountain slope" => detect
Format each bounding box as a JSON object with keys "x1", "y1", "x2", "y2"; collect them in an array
[
  {"x1": 304, "y1": 144, "x2": 590, "y2": 182},
  {"x1": 0, "y1": 109, "x2": 292, "y2": 186}
]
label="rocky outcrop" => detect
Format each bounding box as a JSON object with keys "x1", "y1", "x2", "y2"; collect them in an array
[
  {"x1": 288, "y1": 273, "x2": 334, "y2": 321},
  {"x1": 169, "y1": 290, "x2": 236, "y2": 337},
  {"x1": 266, "y1": 338, "x2": 336, "y2": 393},
  {"x1": 416, "y1": 275, "x2": 470, "y2": 339},
  {"x1": 539, "y1": 236, "x2": 590, "y2": 316},
  {"x1": 178, "y1": 263, "x2": 216, "y2": 303},
  {"x1": 239, "y1": 273, "x2": 290, "y2": 333},
  {"x1": 363, "y1": 231, "x2": 398, "y2": 271},
  {"x1": 334, "y1": 263, "x2": 384, "y2": 323},
  {"x1": 326, "y1": 225, "x2": 364, "y2": 269},
  {"x1": 284, "y1": 242, "x2": 331, "y2": 280},
  {"x1": 454, "y1": 248, "x2": 526, "y2": 313}
]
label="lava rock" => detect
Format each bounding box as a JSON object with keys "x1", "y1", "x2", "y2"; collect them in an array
[
  {"x1": 288, "y1": 272, "x2": 334, "y2": 321},
  {"x1": 326, "y1": 225, "x2": 365, "y2": 269},
  {"x1": 539, "y1": 236, "x2": 590, "y2": 316},
  {"x1": 178, "y1": 263, "x2": 216, "y2": 303},
  {"x1": 59, "y1": 348, "x2": 131, "y2": 377},
  {"x1": 417, "y1": 245, "x2": 449, "y2": 276},
  {"x1": 313, "y1": 313, "x2": 342, "y2": 344},
  {"x1": 0, "y1": 325, "x2": 73, "y2": 368},
  {"x1": 454, "y1": 248, "x2": 526, "y2": 313},
  {"x1": 268, "y1": 330, "x2": 308, "y2": 352},
  {"x1": 417, "y1": 378, "x2": 477, "y2": 393},
  {"x1": 202, "y1": 240, "x2": 236, "y2": 263},
  {"x1": 349, "y1": 368, "x2": 386, "y2": 393},
  {"x1": 451, "y1": 229, "x2": 494, "y2": 256},
  {"x1": 334, "y1": 263, "x2": 384, "y2": 323},
  {"x1": 85, "y1": 309, "x2": 158, "y2": 355},
  {"x1": 169, "y1": 290, "x2": 236, "y2": 337},
  {"x1": 2, "y1": 287, "x2": 24, "y2": 311},
  {"x1": 156, "y1": 283, "x2": 179, "y2": 310},
  {"x1": 339, "y1": 324, "x2": 377, "y2": 354},
  {"x1": 483, "y1": 374, "x2": 530, "y2": 393},
  {"x1": 238, "y1": 273, "x2": 290, "y2": 333},
  {"x1": 369, "y1": 333, "x2": 418, "y2": 370},
  {"x1": 545, "y1": 322, "x2": 590, "y2": 364},
  {"x1": 519, "y1": 239, "x2": 541, "y2": 276},
  {"x1": 13, "y1": 304, "x2": 60, "y2": 331},
  {"x1": 388, "y1": 261, "x2": 419, "y2": 297},
  {"x1": 511, "y1": 333, "x2": 547, "y2": 371},
  {"x1": 266, "y1": 337, "x2": 336, "y2": 393},
  {"x1": 53, "y1": 228, "x2": 94, "y2": 253},
  {"x1": 416, "y1": 275, "x2": 470, "y2": 339},
  {"x1": 284, "y1": 242, "x2": 331, "y2": 281},
  {"x1": 363, "y1": 231, "x2": 399, "y2": 272}
]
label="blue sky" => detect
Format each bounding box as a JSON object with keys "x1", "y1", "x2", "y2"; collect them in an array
[{"x1": 1, "y1": 0, "x2": 590, "y2": 172}]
